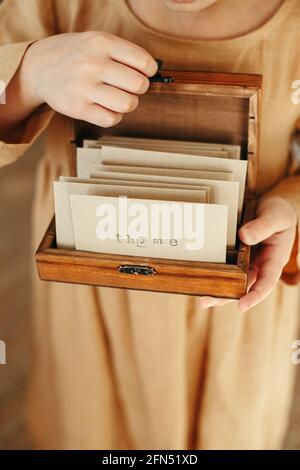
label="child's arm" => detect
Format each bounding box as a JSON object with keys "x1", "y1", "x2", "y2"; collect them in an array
[
  {"x1": 0, "y1": 31, "x2": 157, "y2": 138},
  {"x1": 0, "y1": 54, "x2": 44, "y2": 142},
  {"x1": 0, "y1": 0, "x2": 57, "y2": 165},
  {"x1": 0, "y1": 0, "x2": 157, "y2": 167},
  {"x1": 0, "y1": 31, "x2": 157, "y2": 141}
]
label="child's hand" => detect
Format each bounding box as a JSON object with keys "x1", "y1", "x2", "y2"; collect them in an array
[
  {"x1": 21, "y1": 32, "x2": 158, "y2": 127},
  {"x1": 197, "y1": 197, "x2": 297, "y2": 312},
  {"x1": 238, "y1": 196, "x2": 297, "y2": 311}
]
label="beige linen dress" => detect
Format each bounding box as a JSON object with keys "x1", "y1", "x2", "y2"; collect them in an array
[{"x1": 1, "y1": 0, "x2": 300, "y2": 450}]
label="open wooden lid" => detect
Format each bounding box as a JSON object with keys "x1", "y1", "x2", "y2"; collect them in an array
[{"x1": 75, "y1": 70, "x2": 263, "y2": 191}]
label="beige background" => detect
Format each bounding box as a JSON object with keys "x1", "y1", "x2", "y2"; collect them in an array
[{"x1": 0, "y1": 140, "x2": 300, "y2": 449}]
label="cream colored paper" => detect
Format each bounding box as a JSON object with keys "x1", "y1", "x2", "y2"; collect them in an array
[
  {"x1": 84, "y1": 140, "x2": 227, "y2": 158},
  {"x1": 70, "y1": 194, "x2": 228, "y2": 263},
  {"x1": 54, "y1": 181, "x2": 211, "y2": 250},
  {"x1": 90, "y1": 171, "x2": 239, "y2": 248},
  {"x1": 60, "y1": 176, "x2": 211, "y2": 202},
  {"x1": 83, "y1": 136, "x2": 241, "y2": 158},
  {"x1": 91, "y1": 164, "x2": 234, "y2": 182},
  {"x1": 77, "y1": 148, "x2": 102, "y2": 179},
  {"x1": 101, "y1": 146, "x2": 247, "y2": 218}
]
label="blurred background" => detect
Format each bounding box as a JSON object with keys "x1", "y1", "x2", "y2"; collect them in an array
[
  {"x1": 0, "y1": 138, "x2": 300, "y2": 449},
  {"x1": 1, "y1": 0, "x2": 300, "y2": 451}
]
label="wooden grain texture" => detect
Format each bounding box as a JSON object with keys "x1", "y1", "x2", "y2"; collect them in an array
[
  {"x1": 36, "y1": 70, "x2": 262, "y2": 299},
  {"x1": 36, "y1": 195, "x2": 256, "y2": 299},
  {"x1": 153, "y1": 70, "x2": 263, "y2": 88}
]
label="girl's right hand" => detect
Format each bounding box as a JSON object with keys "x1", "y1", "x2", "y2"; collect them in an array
[{"x1": 21, "y1": 31, "x2": 158, "y2": 127}]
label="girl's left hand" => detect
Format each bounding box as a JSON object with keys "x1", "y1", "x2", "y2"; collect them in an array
[{"x1": 197, "y1": 196, "x2": 298, "y2": 312}]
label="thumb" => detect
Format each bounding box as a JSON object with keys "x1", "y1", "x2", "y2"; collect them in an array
[{"x1": 239, "y1": 198, "x2": 289, "y2": 246}]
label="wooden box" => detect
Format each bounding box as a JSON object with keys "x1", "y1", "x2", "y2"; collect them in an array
[{"x1": 36, "y1": 70, "x2": 263, "y2": 299}]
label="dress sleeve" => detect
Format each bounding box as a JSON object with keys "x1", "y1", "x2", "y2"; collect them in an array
[{"x1": 0, "y1": 0, "x2": 57, "y2": 168}]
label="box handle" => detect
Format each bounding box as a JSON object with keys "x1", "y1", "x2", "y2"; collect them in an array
[{"x1": 118, "y1": 265, "x2": 156, "y2": 276}]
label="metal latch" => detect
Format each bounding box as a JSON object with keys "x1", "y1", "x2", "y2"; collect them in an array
[
  {"x1": 150, "y1": 59, "x2": 175, "y2": 84},
  {"x1": 118, "y1": 265, "x2": 156, "y2": 276}
]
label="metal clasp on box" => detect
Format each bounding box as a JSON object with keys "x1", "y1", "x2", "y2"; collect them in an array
[
  {"x1": 118, "y1": 265, "x2": 156, "y2": 276},
  {"x1": 150, "y1": 58, "x2": 175, "y2": 84},
  {"x1": 150, "y1": 73, "x2": 174, "y2": 84}
]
